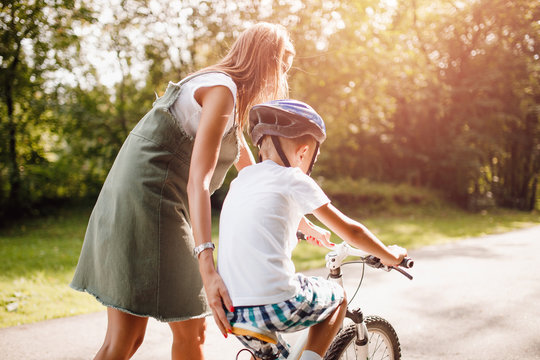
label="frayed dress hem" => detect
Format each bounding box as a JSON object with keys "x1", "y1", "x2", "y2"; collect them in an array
[{"x1": 69, "y1": 284, "x2": 212, "y2": 323}]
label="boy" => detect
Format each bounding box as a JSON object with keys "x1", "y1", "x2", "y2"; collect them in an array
[{"x1": 217, "y1": 100, "x2": 407, "y2": 360}]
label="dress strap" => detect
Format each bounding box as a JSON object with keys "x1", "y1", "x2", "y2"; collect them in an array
[
  {"x1": 177, "y1": 70, "x2": 238, "y2": 127},
  {"x1": 176, "y1": 70, "x2": 232, "y2": 86},
  {"x1": 155, "y1": 70, "x2": 236, "y2": 113}
]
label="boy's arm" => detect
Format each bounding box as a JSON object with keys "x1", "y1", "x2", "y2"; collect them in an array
[{"x1": 312, "y1": 203, "x2": 406, "y2": 266}]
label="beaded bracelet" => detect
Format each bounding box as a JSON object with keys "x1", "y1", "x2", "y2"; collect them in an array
[{"x1": 193, "y1": 242, "x2": 215, "y2": 258}]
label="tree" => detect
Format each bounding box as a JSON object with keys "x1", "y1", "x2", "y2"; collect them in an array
[
  {"x1": 282, "y1": 0, "x2": 539, "y2": 210},
  {"x1": 412, "y1": 0, "x2": 540, "y2": 209},
  {"x1": 2, "y1": 0, "x2": 537, "y2": 216},
  {"x1": 0, "y1": 0, "x2": 93, "y2": 216}
]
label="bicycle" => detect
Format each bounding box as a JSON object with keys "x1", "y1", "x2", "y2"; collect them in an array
[{"x1": 232, "y1": 233, "x2": 414, "y2": 360}]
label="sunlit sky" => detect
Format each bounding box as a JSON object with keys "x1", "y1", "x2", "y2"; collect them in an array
[
  {"x1": 51, "y1": 0, "x2": 353, "y2": 90},
  {"x1": 47, "y1": 0, "x2": 480, "y2": 91}
]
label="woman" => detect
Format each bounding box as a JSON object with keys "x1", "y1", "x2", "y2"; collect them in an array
[{"x1": 71, "y1": 23, "x2": 299, "y2": 359}]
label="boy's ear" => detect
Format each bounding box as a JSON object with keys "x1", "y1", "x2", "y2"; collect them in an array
[{"x1": 297, "y1": 144, "x2": 310, "y2": 159}]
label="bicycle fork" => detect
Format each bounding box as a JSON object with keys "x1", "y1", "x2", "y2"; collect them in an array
[
  {"x1": 347, "y1": 308, "x2": 370, "y2": 360},
  {"x1": 328, "y1": 257, "x2": 370, "y2": 360}
]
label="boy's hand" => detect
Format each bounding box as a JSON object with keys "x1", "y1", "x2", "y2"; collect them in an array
[{"x1": 381, "y1": 245, "x2": 408, "y2": 267}]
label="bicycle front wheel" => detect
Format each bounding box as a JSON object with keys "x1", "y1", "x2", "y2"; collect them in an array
[{"x1": 324, "y1": 316, "x2": 401, "y2": 360}]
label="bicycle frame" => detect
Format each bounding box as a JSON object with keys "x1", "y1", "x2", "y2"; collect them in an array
[
  {"x1": 234, "y1": 241, "x2": 413, "y2": 360},
  {"x1": 284, "y1": 242, "x2": 372, "y2": 360}
]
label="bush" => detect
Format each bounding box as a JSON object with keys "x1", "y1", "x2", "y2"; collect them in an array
[{"x1": 317, "y1": 177, "x2": 446, "y2": 216}]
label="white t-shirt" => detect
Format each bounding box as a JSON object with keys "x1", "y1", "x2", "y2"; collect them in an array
[
  {"x1": 218, "y1": 160, "x2": 330, "y2": 306},
  {"x1": 170, "y1": 72, "x2": 237, "y2": 137}
]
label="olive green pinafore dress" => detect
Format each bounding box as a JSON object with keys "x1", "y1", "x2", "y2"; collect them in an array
[{"x1": 70, "y1": 72, "x2": 239, "y2": 322}]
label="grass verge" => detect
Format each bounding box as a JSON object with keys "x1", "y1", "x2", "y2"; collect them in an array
[
  {"x1": 0, "y1": 207, "x2": 102, "y2": 328},
  {"x1": 292, "y1": 207, "x2": 539, "y2": 270},
  {"x1": 1, "y1": 204, "x2": 538, "y2": 327}
]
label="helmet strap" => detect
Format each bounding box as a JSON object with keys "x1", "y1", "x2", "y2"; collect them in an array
[
  {"x1": 256, "y1": 137, "x2": 263, "y2": 163},
  {"x1": 307, "y1": 143, "x2": 319, "y2": 176},
  {"x1": 271, "y1": 136, "x2": 291, "y2": 167}
]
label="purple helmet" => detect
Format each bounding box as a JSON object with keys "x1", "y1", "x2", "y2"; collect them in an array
[
  {"x1": 249, "y1": 100, "x2": 326, "y2": 146},
  {"x1": 249, "y1": 100, "x2": 326, "y2": 175}
]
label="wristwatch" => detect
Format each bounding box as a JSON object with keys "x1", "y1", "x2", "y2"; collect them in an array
[{"x1": 193, "y1": 242, "x2": 215, "y2": 258}]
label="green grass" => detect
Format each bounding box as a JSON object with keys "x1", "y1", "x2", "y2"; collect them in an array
[
  {"x1": 0, "y1": 207, "x2": 103, "y2": 328},
  {"x1": 1, "y1": 203, "x2": 539, "y2": 328},
  {"x1": 292, "y1": 207, "x2": 540, "y2": 270},
  {"x1": 291, "y1": 177, "x2": 540, "y2": 270}
]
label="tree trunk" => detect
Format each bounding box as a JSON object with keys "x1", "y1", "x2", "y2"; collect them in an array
[
  {"x1": 4, "y1": 39, "x2": 22, "y2": 212},
  {"x1": 529, "y1": 176, "x2": 538, "y2": 211},
  {"x1": 6, "y1": 82, "x2": 21, "y2": 210}
]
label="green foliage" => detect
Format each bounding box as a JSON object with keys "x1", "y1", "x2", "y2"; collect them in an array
[
  {"x1": 319, "y1": 177, "x2": 445, "y2": 216},
  {"x1": 1, "y1": 0, "x2": 538, "y2": 218},
  {"x1": 0, "y1": 0, "x2": 94, "y2": 217},
  {"x1": 286, "y1": 0, "x2": 540, "y2": 210}
]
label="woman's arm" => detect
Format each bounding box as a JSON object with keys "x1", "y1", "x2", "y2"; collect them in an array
[
  {"x1": 187, "y1": 85, "x2": 235, "y2": 337},
  {"x1": 298, "y1": 216, "x2": 333, "y2": 247},
  {"x1": 235, "y1": 133, "x2": 256, "y2": 171},
  {"x1": 313, "y1": 203, "x2": 406, "y2": 266}
]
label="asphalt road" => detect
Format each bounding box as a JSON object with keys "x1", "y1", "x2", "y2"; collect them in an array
[{"x1": 1, "y1": 225, "x2": 539, "y2": 359}]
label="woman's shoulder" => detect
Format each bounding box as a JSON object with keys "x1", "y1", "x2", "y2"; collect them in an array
[{"x1": 187, "y1": 71, "x2": 237, "y2": 93}]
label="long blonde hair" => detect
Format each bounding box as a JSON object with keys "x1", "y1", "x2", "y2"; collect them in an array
[{"x1": 202, "y1": 22, "x2": 295, "y2": 132}]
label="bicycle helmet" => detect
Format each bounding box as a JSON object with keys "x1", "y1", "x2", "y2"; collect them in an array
[{"x1": 249, "y1": 99, "x2": 326, "y2": 175}]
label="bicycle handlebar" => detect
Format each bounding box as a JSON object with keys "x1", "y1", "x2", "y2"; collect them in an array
[
  {"x1": 297, "y1": 231, "x2": 414, "y2": 279},
  {"x1": 400, "y1": 257, "x2": 415, "y2": 269},
  {"x1": 365, "y1": 255, "x2": 414, "y2": 280}
]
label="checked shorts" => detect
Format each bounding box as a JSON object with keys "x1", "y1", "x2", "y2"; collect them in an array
[{"x1": 227, "y1": 273, "x2": 345, "y2": 360}]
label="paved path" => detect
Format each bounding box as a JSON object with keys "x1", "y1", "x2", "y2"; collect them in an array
[{"x1": 1, "y1": 225, "x2": 540, "y2": 359}]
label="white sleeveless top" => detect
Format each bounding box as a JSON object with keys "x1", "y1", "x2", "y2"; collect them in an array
[{"x1": 170, "y1": 72, "x2": 237, "y2": 137}]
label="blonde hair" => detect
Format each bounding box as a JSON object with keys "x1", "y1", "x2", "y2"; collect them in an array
[{"x1": 201, "y1": 23, "x2": 295, "y2": 132}]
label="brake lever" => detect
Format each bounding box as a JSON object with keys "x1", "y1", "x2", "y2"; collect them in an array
[
  {"x1": 365, "y1": 256, "x2": 414, "y2": 280},
  {"x1": 390, "y1": 266, "x2": 414, "y2": 280}
]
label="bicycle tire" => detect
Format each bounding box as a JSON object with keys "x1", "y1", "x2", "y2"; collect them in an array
[{"x1": 324, "y1": 315, "x2": 401, "y2": 360}]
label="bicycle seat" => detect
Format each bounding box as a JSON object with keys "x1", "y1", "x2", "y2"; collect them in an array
[{"x1": 231, "y1": 323, "x2": 278, "y2": 344}]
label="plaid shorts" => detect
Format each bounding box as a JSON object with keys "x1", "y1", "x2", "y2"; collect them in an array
[{"x1": 227, "y1": 273, "x2": 345, "y2": 360}]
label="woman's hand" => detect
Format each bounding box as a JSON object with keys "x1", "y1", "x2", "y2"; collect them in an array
[
  {"x1": 198, "y1": 251, "x2": 233, "y2": 337},
  {"x1": 298, "y1": 216, "x2": 334, "y2": 248}
]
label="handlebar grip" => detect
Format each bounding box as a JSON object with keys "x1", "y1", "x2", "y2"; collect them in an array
[{"x1": 400, "y1": 257, "x2": 414, "y2": 269}]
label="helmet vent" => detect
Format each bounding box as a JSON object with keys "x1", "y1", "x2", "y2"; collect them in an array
[{"x1": 271, "y1": 113, "x2": 293, "y2": 127}]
